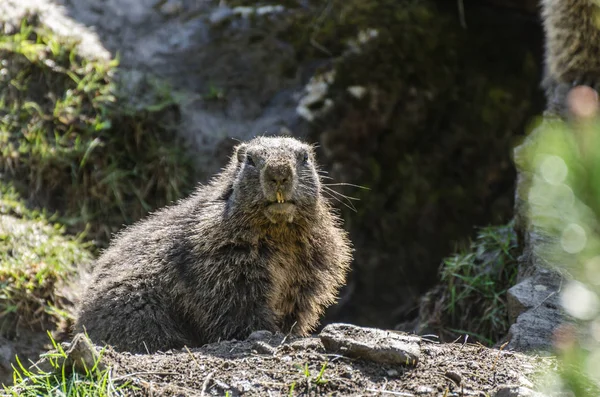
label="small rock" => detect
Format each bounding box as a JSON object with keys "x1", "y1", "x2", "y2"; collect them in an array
[
  {"x1": 252, "y1": 341, "x2": 276, "y2": 355},
  {"x1": 494, "y1": 385, "x2": 546, "y2": 397},
  {"x1": 468, "y1": 361, "x2": 480, "y2": 370},
  {"x1": 30, "y1": 333, "x2": 105, "y2": 376},
  {"x1": 319, "y1": 323, "x2": 420, "y2": 366},
  {"x1": 386, "y1": 369, "x2": 399, "y2": 377},
  {"x1": 213, "y1": 379, "x2": 231, "y2": 390},
  {"x1": 416, "y1": 385, "x2": 434, "y2": 394},
  {"x1": 246, "y1": 330, "x2": 274, "y2": 342},
  {"x1": 445, "y1": 371, "x2": 461, "y2": 386},
  {"x1": 64, "y1": 333, "x2": 106, "y2": 374}
]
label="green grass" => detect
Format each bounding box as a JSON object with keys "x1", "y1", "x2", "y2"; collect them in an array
[
  {"x1": 0, "y1": 11, "x2": 194, "y2": 389},
  {"x1": 422, "y1": 222, "x2": 519, "y2": 345},
  {"x1": 4, "y1": 333, "x2": 136, "y2": 396},
  {"x1": 0, "y1": 14, "x2": 194, "y2": 246},
  {"x1": 0, "y1": 182, "x2": 92, "y2": 337},
  {"x1": 291, "y1": 361, "x2": 329, "y2": 395}
]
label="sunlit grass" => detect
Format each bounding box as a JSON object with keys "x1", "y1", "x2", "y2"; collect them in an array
[
  {"x1": 0, "y1": 182, "x2": 92, "y2": 338},
  {"x1": 0, "y1": 12, "x2": 194, "y2": 389},
  {"x1": 0, "y1": 14, "x2": 194, "y2": 246},
  {"x1": 3, "y1": 333, "x2": 136, "y2": 396}
]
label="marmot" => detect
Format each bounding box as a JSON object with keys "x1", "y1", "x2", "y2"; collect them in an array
[
  {"x1": 541, "y1": 0, "x2": 600, "y2": 113},
  {"x1": 74, "y1": 136, "x2": 353, "y2": 353}
]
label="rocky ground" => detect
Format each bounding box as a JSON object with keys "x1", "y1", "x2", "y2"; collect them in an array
[{"x1": 10, "y1": 324, "x2": 552, "y2": 397}]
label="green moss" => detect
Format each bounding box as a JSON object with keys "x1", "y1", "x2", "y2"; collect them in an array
[
  {"x1": 0, "y1": 181, "x2": 92, "y2": 337},
  {"x1": 0, "y1": 15, "x2": 194, "y2": 245}
]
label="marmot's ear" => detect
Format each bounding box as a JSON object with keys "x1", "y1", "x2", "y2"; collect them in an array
[{"x1": 234, "y1": 143, "x2": 248, "y2": 163}]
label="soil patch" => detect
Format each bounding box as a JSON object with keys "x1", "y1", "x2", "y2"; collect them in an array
[{"x1": 99, "y1": 331, "x2": 549, "y2": 396}]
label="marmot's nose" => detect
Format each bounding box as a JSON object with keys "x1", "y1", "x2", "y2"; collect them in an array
[
  {"x1": 264, "y1": 163, "x2": 293, "y2": 186},
  {"x1": 263, "y1": 162, "x2": 294, "y2": 202}
]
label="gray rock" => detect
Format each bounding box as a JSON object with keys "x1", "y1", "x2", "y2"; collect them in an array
[
  {"x1": 29, "y1": 333, "x2": 105, "y2": 376},
  {"x1": 507, "y1": 267, "x2": 562, "y2": 317},
  {"x1": 0, "y1": 0, "x2": 110, "y2": 62},
  {"x1": 506, "y1": 308, "x2": 560, "y2": 352},
  {"x1": 494, "y1": 385, "x2": 548, "y2": 397},
  {"x1": 507, "y1": 263, "x2": 562, "y2": 325},
  {"x1": 50, "y1": 0, "x2": 311, "y2": 179},
  {"x1": 510, "y1": 122, "x2": 567, "y2": 352},
  {"x1": 319, "y1": 323, "x2": 420, "y2": 366},
  {"x1": 251, "y1": 341, "x2": 276, "y2": 355},
  {"x1": 63, "y1": 333, "x2": 106, "y2": 374},
  {"x1": 506, "y1": 266, "x2": 564, "y2": 352},
  {"x1": 246, "y1": 330, "x2": 274, "y2": 342}
]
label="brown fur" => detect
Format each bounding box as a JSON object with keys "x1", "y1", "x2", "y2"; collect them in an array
[
  {"x1": 74, "y1": 136, "x2": 353, "y2": 353},
  {"x1": 541, "y1": 0, "x2": 600, "y2": 113}
]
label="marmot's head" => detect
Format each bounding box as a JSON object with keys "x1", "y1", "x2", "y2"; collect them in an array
[{"x1": 227, "y1": 136, "x2": 321, "y2": 224}]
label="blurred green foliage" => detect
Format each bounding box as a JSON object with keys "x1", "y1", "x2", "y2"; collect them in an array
[{"x1": 516, "y1": 110, "x2": 600, "y2": 395}]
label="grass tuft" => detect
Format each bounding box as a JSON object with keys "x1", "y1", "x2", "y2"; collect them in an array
[
  {"x1": 419, "y1": 222, "x2": 519, "y2": 345},
  {"x1": 293, "y1": 361, "x2": 329, "y2": 395},
  {"x1": 3, "y1": 333, "x2": 136, "y2": 396}
]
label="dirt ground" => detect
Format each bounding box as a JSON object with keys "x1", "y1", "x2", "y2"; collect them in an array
[{"x1": 99, "y1": 331, "x2": 550, "y2": 396}]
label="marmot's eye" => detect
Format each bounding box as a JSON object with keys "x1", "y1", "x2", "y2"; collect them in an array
[
  {"x1": 246, "y1": 155, "x2": 255, "y2": 167},
  {"x1": 302, "y1": 153, "x2": 309, "y2": 164}
]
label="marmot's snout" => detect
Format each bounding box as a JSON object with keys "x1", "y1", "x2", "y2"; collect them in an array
[{"x1": 261, "y1": 160, "x2": 295, "y2": 203}]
